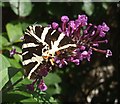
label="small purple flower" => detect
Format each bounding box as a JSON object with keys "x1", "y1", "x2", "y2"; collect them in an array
[
  {"x1": 80, "y1": 51, "x2": 88, "y2": 60},
  {"x1": 84, "y1": 23, "x2": 92, "y2": 34},
  {"x1": 75, "y1": 19, "x2": 81, "y2": 28},
  {"x1": 61, "y1": 16, "x2": 69, "y2": 23},
  {"x1": 97, "y1": 22, "x2": 110, "y2": 37},
  {"x1": 69, "y1": 57, "x2": 80, "y2": 65},
  {"x1": 55, "y1": 58, "x2": 68, "y2": 68},
  {"x1": 106, "y1": 49, "x2": 112, "y2": 58},
  {"x1": 99, "y1": 31, "x2": 106, "y2": 37},
  {"x1": 60, "y1": 16, "x2": 69, "y2": 33},
  {"x1": 92, "y1": 48, "x2": 112, "y2": 58},
  {"x1": 101, "y1": 22, "x2": 110, "y2": 32},
  {"x1": 38, "y1": 80, "x2": 47, "y2": 91},
  {"x1": 72, "y1": 59, "x2": 80, "y2": 65},
  {"x1": 80, "y1": 49, "x2": 92, "y2": 61},
  {"x1": 104, "y1": 40, "x2": 108, "y2": 44},
  {"x1": 68, "y1": 20, "x2": 76, "y2": 34},
  {"x1": 65, "y1": 27, "x2": 71, "y2": 37},
  {"x1": 78, "y1": 45, "x2": 86, "y2": 50},
  {"x1": 69, "y1": 21, "x2": 76, "y2": 29},
  {"x1": 77, "y1": 15, "x2": 88, "y2": 26},
  {"x1": 52, "y1": 22, "x2": 59, "y2": 29},
  {"x1": 58, "y1": 27, "x2": 62, "y2": 32},
  {"x1": 10, "y1": 47, "x2": 16, "y2": 57}
]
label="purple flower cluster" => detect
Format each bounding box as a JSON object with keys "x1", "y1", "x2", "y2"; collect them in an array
[{"x1": 51, "y1": 14, "x2": 112, "y2": 68}]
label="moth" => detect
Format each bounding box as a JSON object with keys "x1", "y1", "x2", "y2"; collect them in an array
[{"x1": 22, "y1": 25, "x2": 76, "y2": 79}]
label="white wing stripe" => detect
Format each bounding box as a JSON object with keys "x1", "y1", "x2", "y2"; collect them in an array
[
  {"x1": 51, "y1": 32, "x2": 65, "y2": 49},
  {"x1": 27, "y1": 62, "x2": 40, "y2": 79},
  {"x1": 22, "y1": 51, "x2": 29, "y2": 56},
  {"x1": 22, "y1": 53, "x2": 43, "y2": 65},
  {"x1": 57, "y1": 44, "x2": 76, "y2": 51},
  {"x1": 51, "y1": 30, "x2": 56, "y2": 35},
  {"x1": 41, "y1": 27, "x2": 51, "y2": 41},
  {"x1": 27, "y1": 53, "x2": 43, "y2": 79},
  {"x1": 26, "y1": 26, "x2": 47, "y2": 45},
  {"x1": 22, "y1": 43, "x2": 39, "y2": 49},
  {"x1": 25, "y1": 32, "x2": 31, "y2": 36},
  {"x1": 22, "y1": 57, "x2": 36, "y2": 65}
]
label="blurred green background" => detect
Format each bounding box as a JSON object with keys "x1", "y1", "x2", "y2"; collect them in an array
[{"x1": 1, "y1": 1, "x2": 119, "y2": 103}]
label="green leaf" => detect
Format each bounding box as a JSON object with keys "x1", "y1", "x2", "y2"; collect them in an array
[
  {"x1": 82, "y1": 2, "x2": 94, "y2": 16},
  {"x1": 46, "y1": 83, "x2": 61, "y2": 95},
  {"x1": 20, "y1": 98, "x2": 37, "y2": 103},
  {"x1": 6, "y1": 23, "x2": 23, "y2": 43},
  {"x1": 8, "y1": 58, "x2": 22, "y2": 68},
  {"x1": 44, "y1": 73, "x2": 61, "y2": 85},
  {"x1": 0, "y1": 68, "x2": 9, "y2": 90},
  {"x1": 9, "y1": 0, "x2": 33, "y2": 17},
  {"x1": 8, "y1": 90, "x2": 31, "y2": 97},
  {"x1": 0, "y1": 35, "x2": 10, "y2": 50},
  {"x1": 2, "y1": 92, "x2": 30, "y2": 103},
  {"x1": 0, "y1": 54, "x2": 11, "y2": 73},
  {"x1": 49, "y1": 97, "x2": 58, "y2": 103},
  {"x1": 10, "y1": 70, "x2": 23, "y2": 85},
  {"x1": 13, "y1": 46, "x2": 22, "y2": 62},
  {"x1": 0, "y1": 54, "x2": 11, "y2": 90},
  {"x1": 21, "y1": 22, "x2": 30, "y2": 31},
  {"x1": 5, "y1": 68, "x2": 30, "y2": 90},
  {"x1": 15, "y1": 77, "x2": 32, "y2": 88},
  {"x1": 7, "y1": 67, "x2": 21, "y2": 79}
]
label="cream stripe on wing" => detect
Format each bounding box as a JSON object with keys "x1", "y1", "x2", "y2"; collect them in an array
[
  {"x1": 22, "y1": 51, "x2": 29, "y2": 56},
  {"x1": 51, "y1": 30, "x2": 56, "y2": 35},
  {"x1": 27, "y1": 62, "x2": 40, "y2": 79},
  {"x1": 22, "y1": 57, "x2": 36, "y2": 65},
  {"x1": 22, "y1": 43, "x2": 39, "y2": 49},
  {"x1": 57, "y1": 44, "x2": 76, "y2": 51},
  {"x1": 27, "y1": 53, "x2": 43, "y2": 79},
  {"x1": 25, "y1": 32, "x2": 31, "y2": 36},
  {"x1": 26, "y1": 26, "x2": 48, "y2": 45},
  {"x1": 22, "y1": 53, "x2": 43, "y2": 65},
  {"x1": 41, "y1": 27, "x2": 51, "y2": 41},
  {"x1": 52, "y1": 32, "x2": 65, "y2": 48}
]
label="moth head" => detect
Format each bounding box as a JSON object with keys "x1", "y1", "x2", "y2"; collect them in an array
[
  {"x1": 42, "y1": 50, "x2": 55, "y2": 65},
  {"x1": 42, "y1": 50, "x2": 53, "y2": 57}
]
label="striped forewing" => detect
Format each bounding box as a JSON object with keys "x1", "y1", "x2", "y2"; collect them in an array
[{"x1": 22, "y1": 25, "x2": 75, "y2": 79}]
